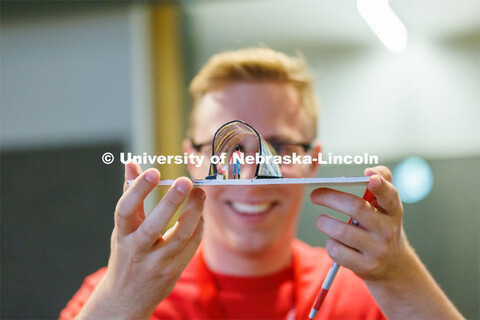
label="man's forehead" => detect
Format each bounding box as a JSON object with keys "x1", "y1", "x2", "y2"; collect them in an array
[
  {"x1": 211, "y1": 81, "x2": 299, "y2": 110},
  {"x1": 191, "y1": 82, "x2": 308, "y2": 142}
]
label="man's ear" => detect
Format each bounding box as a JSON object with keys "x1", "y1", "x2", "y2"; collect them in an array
[{"x1": 307, "y1": 139, "x2": 322, "y2": 177}]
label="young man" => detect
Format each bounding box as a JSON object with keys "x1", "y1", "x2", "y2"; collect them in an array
[{"x1": 61, "y1": 48, "x2": 462, "y2": 319}]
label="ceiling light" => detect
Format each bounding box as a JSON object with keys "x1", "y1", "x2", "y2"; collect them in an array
[{"x1": 357, "y1": 0, "x2": 408, "y2": 53}]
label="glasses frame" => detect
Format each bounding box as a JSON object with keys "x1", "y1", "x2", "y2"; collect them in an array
[{"x1": 191, "y1": 139, "x2": 313, "y2": 156}]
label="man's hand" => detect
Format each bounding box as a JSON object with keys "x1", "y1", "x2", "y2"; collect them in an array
[
  {"x1": 311, "y1": 165, "x2": 463, "y2": 319},
  {"x1": 311, "y1": 166, "x2": 408, "y2": 282},
  {"x1": 77, "y1": 162, "x2": 205, "y2": 319}
]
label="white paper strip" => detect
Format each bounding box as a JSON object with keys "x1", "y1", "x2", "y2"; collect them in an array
[{"x1": 127, "y1": 176, "x2": 369, "y2": 186}]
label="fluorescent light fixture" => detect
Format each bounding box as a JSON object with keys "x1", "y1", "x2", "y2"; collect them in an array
[{"x1": 357, "y1": 0, "x2": 408, "y2": 53}]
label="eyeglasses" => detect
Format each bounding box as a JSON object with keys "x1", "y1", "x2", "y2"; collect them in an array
[{"x1": 191, "y1": 139, "x2": 312, "y2": 157}]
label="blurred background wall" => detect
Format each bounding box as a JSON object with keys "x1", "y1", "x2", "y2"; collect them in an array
[
  {"x1": 1, "y1": 0, "x2": 479, "y2": 318},
  {"x1": 1, "y1": 2, "x2": 156, "y2": 318}
]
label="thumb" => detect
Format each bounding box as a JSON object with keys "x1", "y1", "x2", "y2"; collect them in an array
[{"x1": 123, "y1": 161, "x2": 143, "y2": 193}]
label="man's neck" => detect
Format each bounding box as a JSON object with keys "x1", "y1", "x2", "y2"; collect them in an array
[{"x1": 202, "y1": 234, "x2": 294, "y2": 276}]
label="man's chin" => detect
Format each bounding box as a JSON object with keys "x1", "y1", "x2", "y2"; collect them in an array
[{"x1": 226, "y1": 233, "x2": 279, "y2": 256}]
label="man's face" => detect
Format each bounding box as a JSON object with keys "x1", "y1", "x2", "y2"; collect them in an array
[{"x1": 184, "y1": 81, "x2": 320, "y2": 255}]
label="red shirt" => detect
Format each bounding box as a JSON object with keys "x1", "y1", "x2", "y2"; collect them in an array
[{"x1": 60, "y1": 240, "x2": 384, "y2": 319}]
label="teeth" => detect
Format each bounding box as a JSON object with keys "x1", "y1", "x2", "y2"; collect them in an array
[{"x1": 231, "y1": 202, "x2": 271, "y2": 214}]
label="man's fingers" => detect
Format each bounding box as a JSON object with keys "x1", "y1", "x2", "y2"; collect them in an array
[
  {"x1": 310, "y1": 188, "x2": 382, "y2": 232},
  {"x1": 161, "y1": 188, "x2": 205, "y2": 254},
  {"x1": 316, "y1": 214, "x2": 376, "y2": 253},
  {"x1": 324, "y1": 238, "x2": 370, "y2": 274},
  {"x1": 115, "y1": 169, "x2": 160, "y2": 235},
  {"x1": 367, "y1": 175, "x2": 403, "y2": 217},
  {"x1": 166, "y1": 217, "x2": 204, "y2": 270},
  {"x1": 364, "y1": 166, "x2": 402, "y2": 216},
  {"x1": 134, "y1": 178, "x2": 193, "y2": 250},
  {"x1": 123, "y1": 162, "x2": 143, "y2": 193},
  {"x1": 365, "y1": 166, "x2": 392, "y2": 182}
]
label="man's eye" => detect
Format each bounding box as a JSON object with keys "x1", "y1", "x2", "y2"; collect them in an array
[{"x1": 271, "y1": 144, "x2": 284, "y2": 154}]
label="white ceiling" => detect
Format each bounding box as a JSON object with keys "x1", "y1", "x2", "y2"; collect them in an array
[{"x1": 184, "y1": 0, "x2": 480, "y2": 49}]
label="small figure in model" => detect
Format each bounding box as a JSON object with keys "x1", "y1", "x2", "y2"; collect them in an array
[{"x1": 230, "y1": 145, "x2": 242, "y2": 179}]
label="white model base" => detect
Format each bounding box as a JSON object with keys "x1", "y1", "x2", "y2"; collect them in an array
[{"x1": 127, "y1": 176, "x2": 369, "y2": 186}]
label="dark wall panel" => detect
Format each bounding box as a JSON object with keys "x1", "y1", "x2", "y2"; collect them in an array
[{"x1": 1, "y1": 144, "x2": 124, "y2": 319}]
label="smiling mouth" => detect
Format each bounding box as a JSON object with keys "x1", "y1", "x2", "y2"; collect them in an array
[{"x1": 228, "y1": 201, "x2": 277, "y2": 215}]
